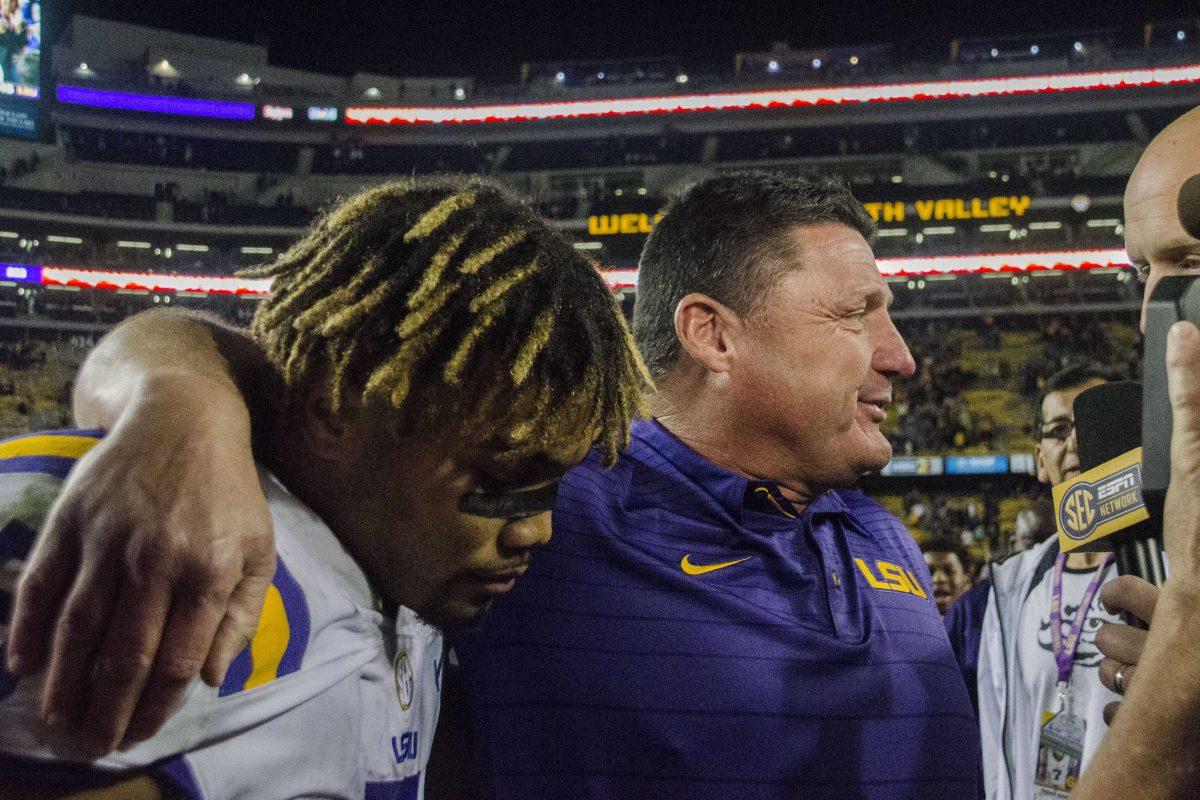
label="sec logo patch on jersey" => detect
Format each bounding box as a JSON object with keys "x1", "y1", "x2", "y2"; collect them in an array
[{"x1": 394, "y1": 651, "x2": 415, "y2": 711}]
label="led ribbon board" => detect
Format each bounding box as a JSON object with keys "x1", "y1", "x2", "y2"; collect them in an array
[
  {"x1": 346, "y1": 64, "x2": 1200, "y2": 125},
  {"x1": 56, "y1": 86, "x2": 257, "y2": 121},
  {"x1": 601, "y1": 249, "x2": 1132, "y2": 290},
  {"x1": 7, "y1": 249, "x2": 1130, "y2": 296},
  {"x1": 39, "y1": 266, "x2": 272, "y2": 295}
]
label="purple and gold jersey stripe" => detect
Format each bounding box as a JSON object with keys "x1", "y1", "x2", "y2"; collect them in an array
[
  {"x1": 219, "y1": 557, "x2": 311, "y2": 696},
  {"x1": 0, "y1": 430, "x2": 103, "y2": 479}
]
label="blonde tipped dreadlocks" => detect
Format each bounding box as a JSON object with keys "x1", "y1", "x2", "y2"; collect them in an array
[{"x1": 244, "y1": 175, "x2": 652, "y2": 464}]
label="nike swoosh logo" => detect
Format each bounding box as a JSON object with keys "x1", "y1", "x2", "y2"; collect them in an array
[{"x1": 680, "y1": 555, "x2": 752, "y2": 576}]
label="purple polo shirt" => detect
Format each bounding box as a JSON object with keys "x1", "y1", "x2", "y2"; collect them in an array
[{"x1": 456, "y1": 419, "x2": 978, "y2": 799}]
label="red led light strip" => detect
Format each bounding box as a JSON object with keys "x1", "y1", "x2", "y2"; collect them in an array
[
  {"x1": 35, "y1": 250, "x2": 1131, "y2": 296},
  {"x1": 346, "y1": 64, "x2": 1200, "y2": 126}
]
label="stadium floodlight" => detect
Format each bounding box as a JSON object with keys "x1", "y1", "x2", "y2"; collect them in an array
[
  {"x1": 1179, "y1": 30, "x2": 1187, "y2": 42},
  {"x1": 637, "y1": 187, "x2": 648, "y2": 195},
  {"x1": 176, "y1": 244, "x2": 210, "y2": 252},
  {"x1": 241, "y1": 246, "x2": 274, "y2": 255},
  {"x1": 990, "y1": 48, "x2": 999, "y2": 58},
  {"x1": 235, "y1": 73, "x2": 260, "y2": 87},
  {"x1": 454, "y1": 86, "x2": 466, "y2": 100},
  {"x1": 1074, "y1": 42, "x2": 1085, "y2": 53},
  {"x1": 850, "y1": 55, "x2": 860, "y2": 65},
  {"x1": 812, "y1": 58, "x2": 822, "y2": 68},
  {"x1": 597, "y1": 72, "x2": 605, "y2": 80},
  {"x1": 74, "y1": 62, "x2": 95, "y2": 79},
  {"x1": 150, "y1": 59, "x2": 178, "y2": 78},
  {"x1": 555, "y1": 71, "x2": 566, "y2": 82},
  {"x1": 1030, "y1": 44, "x2": 1039, "y2": 55},
  {"x1": 46, "y1": 235, "x2": 83, "y2": 244},
  {"x1": 364, "y1": 86, "x2": 382, "y2": 98},
  {"x1": 346, "y1": 63, "x2": 1200, "y2": 126},
  {"x1": 767, "y1": 60, "x2": 780, "y2": 73},
  {"x1": 891, "y1": 175, "x2": 903, "y2": 183},
  {"x1": 116, "y1": 241, "x2": 152, "y2": 249}
]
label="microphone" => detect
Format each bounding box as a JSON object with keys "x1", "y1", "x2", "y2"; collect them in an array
[
  {"x1": 1143, "y1": 275, "x2": 1200, "y2": 495},
  {"x1": 1053, "y1": 382, "x2": 1166, "y2": 589},
  {"x1": 1180, "y1": 173, "x2": 1200, "y2": 240}
]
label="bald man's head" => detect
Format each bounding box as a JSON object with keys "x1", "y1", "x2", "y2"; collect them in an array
[{"x1": 1125, "y1": 105, "x2": 1200, "y2": 330}]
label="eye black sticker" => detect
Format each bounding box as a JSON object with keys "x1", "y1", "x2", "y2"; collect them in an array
[{"x1": 458, "y1": 481, "x2": 560, "y2": 519}]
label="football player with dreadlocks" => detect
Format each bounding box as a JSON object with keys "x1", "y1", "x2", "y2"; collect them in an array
[{"x1": 0, "y1": 176, "x2": 650, "y2": 798}]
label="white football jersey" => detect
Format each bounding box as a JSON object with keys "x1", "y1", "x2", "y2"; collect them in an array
[{"x1": 0, "y1": 431, "x2": 443, "y2": 800}]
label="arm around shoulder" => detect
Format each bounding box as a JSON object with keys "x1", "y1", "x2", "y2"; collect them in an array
[
  {"x1": 72, "y1": 308, "x2": 273, "y2": 433},
  {"x1": 5, "y1": 308, "x2": 278, "y2": 757}
]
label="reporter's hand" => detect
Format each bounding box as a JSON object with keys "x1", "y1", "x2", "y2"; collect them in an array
[
  {"x1": 4, "y1": 375, "x2": 274, "y2": 755},
  {"x1": 1095, "y1": 575, "x2": 1158, "y2": 724},
  {"x1": 1163, "y1": 321, "x2": 1200, "y2": 579}
]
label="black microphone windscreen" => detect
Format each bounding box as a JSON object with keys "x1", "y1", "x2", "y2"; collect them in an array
[
  {"x1": 1181, "y1": 173, "x2": 1200, "y2": 241},
  {"x1": 1073, "y1": 381, "x2": 1142, "y2": 471}
]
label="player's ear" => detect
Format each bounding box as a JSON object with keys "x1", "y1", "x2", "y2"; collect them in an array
[{"x1": 294, "y1": 367, "x2": 359, "y2": 463}]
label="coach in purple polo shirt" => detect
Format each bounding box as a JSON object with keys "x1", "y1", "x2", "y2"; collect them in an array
[{"x1": 450, "y1": 172, "x2": 979, "y2": 799}]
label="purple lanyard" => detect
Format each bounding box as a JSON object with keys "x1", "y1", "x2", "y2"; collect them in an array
[{"x1": 1050, "y1": 552, "x2": 1114, "y2": 686}]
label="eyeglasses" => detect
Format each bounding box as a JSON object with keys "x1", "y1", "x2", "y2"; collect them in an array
[{"x1": 1039, "y1": 419, "x2": 1074, "y2": 442}]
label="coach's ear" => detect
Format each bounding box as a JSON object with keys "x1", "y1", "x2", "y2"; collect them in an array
[{"x1": 673, "y1": 292, "x2": 743, "y2": 375}]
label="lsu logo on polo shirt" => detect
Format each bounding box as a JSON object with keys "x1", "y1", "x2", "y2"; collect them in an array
[{"x1": 854, "y1": 557, "x2": 928, "y2": 599}]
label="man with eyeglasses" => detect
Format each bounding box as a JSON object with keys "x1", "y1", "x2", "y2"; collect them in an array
[{"x1": 977, "y1": 363, "x2": 1122, "y2": 800}]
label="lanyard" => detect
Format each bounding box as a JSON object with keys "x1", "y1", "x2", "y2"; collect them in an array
[{"x1": 1049, "y1": 552, "x2": 1114, "y2": 686}]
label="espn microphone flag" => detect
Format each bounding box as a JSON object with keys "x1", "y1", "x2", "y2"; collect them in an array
[
  {"x1": 1057, "y1": 380, "x2": 1166, "y2": 586},
  {"x1": 1054, "y1": 447, "x2": 1150, "y2": 553}
]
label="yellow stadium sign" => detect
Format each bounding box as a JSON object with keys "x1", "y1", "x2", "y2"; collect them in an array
[
  {"x1": 863, "y1": 195, "x2": 1032, "y2": 224},
  {"x1": 587, "y1": 212, "x2": 665, "y2": 236},
  {"x1": 588, "y1": 197, "x2": 1031, "y2": 236}
]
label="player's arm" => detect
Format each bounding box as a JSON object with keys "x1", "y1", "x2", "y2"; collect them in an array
[
  {"x1": 4, "y1": 309, "x2": 276, "y2": 756},
  {"x1": 1072, "y1": 322, "x2": 1200, "y2": 798}
]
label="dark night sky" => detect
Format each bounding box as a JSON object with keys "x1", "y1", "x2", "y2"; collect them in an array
[{"x1": 67, "y1": 0, "x2": 1200, "y2": 81}]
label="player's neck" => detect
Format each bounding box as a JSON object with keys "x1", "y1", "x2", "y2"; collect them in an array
[{"x1": 1064, "y1": 550, "x2": 1108, "y2": 571}]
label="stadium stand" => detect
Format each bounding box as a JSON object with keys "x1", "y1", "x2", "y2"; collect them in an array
[{"x1": 0, "y1": 12, "x2": 1192, "y2": 559}]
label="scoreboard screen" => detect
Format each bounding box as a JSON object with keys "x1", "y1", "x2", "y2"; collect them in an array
[{"x1": 0, "y1": 0, "x2": 40, "y2": 139}]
